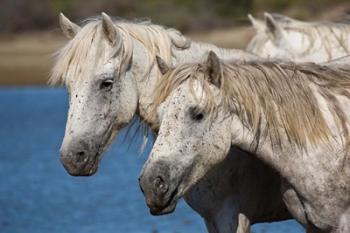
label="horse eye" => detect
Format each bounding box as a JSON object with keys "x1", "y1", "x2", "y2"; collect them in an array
[
  {"x1": 100, "y1": 79, "x2": 114, "y2": 90},
  {"x1": 193, "y1": 113, "x2": 204, "y2": 121},
  {"x1": 190, "y1": 107, "x2": 205, "y2": 122}
]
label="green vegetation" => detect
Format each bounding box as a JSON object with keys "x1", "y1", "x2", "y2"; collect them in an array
[
  {"x1": 1, "y1": 0, "x2": 349, "y2": 33},
  {"x1": 50, "y1": 0, "x2": 76, "y2": 14}
]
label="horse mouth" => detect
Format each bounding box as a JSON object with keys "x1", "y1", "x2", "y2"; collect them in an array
[
  {"x1": 82, "y1": 157, "x2": 99, "y2": 176},
  {"x1": 149, "y1": 188, "x2": 179, "y2": 216}
]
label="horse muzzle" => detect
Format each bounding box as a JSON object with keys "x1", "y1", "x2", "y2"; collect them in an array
[
  {"x1": 138, "y1": 161, "x2": 181, "y2": 215},
  {"x1": 60, "y1": 142, "x2": 100, "y2": 176}
]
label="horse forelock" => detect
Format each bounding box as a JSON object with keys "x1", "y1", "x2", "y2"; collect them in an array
[
  {"x1": 50, "y1": 21, "x2": 101, "y2": 85},
  {"x1": 152, "y1": 59, "x2": 350, "y2": 151},
  {"x1": 49, "y1": 17, "x2": 190, "y2": 85}
]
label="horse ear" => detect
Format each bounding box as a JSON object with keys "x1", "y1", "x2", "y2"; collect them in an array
[
  {"x1": 248, "y1": 14, "x2": 264, "y2": 30},
  {"x1": 59, "y1": 13, "x2": 80, "y2": 39},
  {"x1": 205, "y1": 51, "x2": 222, "y2": 87},
  {"x1": 101, "y1": 12, "x2": 120, "y2": 46},
  {"x1": 156, "y1": 56, "x2": 170, "y2": 75},
  {"x1": 264, "y1": 12, "x2": 285, "y2": 41}
]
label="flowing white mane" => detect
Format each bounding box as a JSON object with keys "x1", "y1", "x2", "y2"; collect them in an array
[
  {"x1": 152, "y1": 59, "x2": 350, "y2": 151},
  {"x1": 248, "y1": 18, "x2": 350, "y2": 59},
  {"x1": 49, "y1": 17, "x2": 190, "y2": 85},
  {"x1": 286, "y1": 21, "x2": 350, "y2": 53}
]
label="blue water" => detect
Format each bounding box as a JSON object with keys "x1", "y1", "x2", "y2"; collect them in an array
[{"x1": 0, "y1": 88, "x2": 305, "y2": 233}]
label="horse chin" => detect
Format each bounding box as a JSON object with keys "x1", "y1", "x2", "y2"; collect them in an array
[
  {"x1": 83, "y1": 160, "x2": 99, "y2": 176},
  {"x1": 149, "y1": 199, "x2": 177, "y2": 216},
  {"x1": 149, "y1": 188, "x2": 179, "y2": 216}
]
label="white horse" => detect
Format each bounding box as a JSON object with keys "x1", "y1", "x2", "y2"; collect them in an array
[
  {"x1": 139, "y1": 51, "x2": 350, "y2": 233},
  {"x1": 247, "y1": 13, "x2": 350, "y2": 62},
  {"x1": 51, "y1": 13, "x2": 289, "y2": 233}
]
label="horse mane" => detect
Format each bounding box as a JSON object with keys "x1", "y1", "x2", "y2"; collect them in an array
[
  {"x1": 151, "y1": 58, "x2": 350, "y2": 151},
  {"x1": 285, "y1": 22, "x2": 350, "y2": 55},
  {"x1": 49, "y1": 17, "x2": 190, "y2": 85},
  {"x1": 249, "y1": 18, "x2": 350, "y2": 59}
]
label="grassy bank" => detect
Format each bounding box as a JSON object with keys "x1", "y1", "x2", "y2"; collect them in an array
[
  {"x1": 1, "y1": 1, "x2": 349, "y2": 86},
  {"x1": 0, "y1": 26, "x2": 253, "y2": 86}
]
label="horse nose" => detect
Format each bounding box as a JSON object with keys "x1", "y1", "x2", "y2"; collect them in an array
[
  {"x1": 73, "y1": 150, "x2": 89, "y2": 163},
  {"x1": 138, "y1": 161, "x2": 173, "y2": 206},
  {"x1": 153, "y1": 176, "x2": 169, "y2": 195},
  {"x1": 60, "y1": 145, "x2": 92, "y2": 176},
  {"x1": 60, "y1": 148, "x2": 89, "y2": 163},
  {"x1": 138, "y1": 173, "x2": 170, "y2": 204},
  {"x1": 138, "y1": 172, "x2": 170, "y2": 198}
]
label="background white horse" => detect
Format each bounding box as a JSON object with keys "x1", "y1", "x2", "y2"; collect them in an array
[
  {"x1": 139, "y1": 52, "x2": 350, "y2": 233},
  {"x1": 51, "y1": 13, "x2": 288, "y2": 233},
  {"x1": 247, "y1": 12, "x2": 350, "y2": 62}
]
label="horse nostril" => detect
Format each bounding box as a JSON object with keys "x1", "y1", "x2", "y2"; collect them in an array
[
  {"x1": 139, "y1": 184, "x2": 145, "y2": 194},
  {"x1": 153, "y1": 176, "x2": 169, "y2": 194},
  {"x1": 75, "y1": 151, "x2": 88, "y2": 163}
]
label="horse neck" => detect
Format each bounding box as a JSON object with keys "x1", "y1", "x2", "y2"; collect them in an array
[
  {"x1": 229, "y1": 113, "x2": 296, "y2": 180},
  {"x1": 132, "y1": 39, "x2": 257, "y2": 127},
  {"x1": 228, "y1": 86, "x2": 348, "y2": 177}
]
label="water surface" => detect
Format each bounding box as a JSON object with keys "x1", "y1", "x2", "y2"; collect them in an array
[{"x1": 0, "y1": 88, "x2": 304, "y2": 233}]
